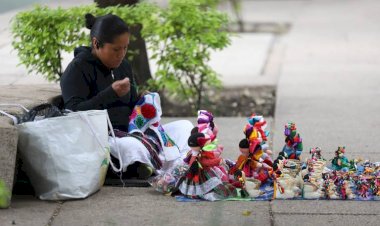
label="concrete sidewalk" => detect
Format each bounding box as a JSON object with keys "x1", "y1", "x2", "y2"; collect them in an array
[
  {"x1": 271, "y1": 0, "x2": 380, "y2": 223},
  {"x1": 1, "y1": 0, "x2": 380, "y2": 226},
  {"x1": 271, "y1": 0, "x2": 380, "y2": 158}
]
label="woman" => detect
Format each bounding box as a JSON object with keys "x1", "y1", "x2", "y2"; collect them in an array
[{"x1": 60, "y1": 13, "x2": 193, "y2": 180}]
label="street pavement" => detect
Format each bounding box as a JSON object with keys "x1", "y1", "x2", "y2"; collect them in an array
[{"x1": 1, "y1": 0, "x2": 380, "y2": 225}]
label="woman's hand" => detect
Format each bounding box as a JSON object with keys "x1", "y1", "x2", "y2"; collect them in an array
[{"x1": 112, "y1": 77, "x2": 130, "y2": 97}]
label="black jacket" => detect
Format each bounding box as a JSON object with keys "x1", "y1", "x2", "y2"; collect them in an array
[{"x1": 60, "y1": 46, "x2": 138, "y2": 131}]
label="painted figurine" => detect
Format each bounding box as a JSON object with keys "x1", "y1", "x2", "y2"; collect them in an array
[{"x1": 281, "y1": 122, "x2": 303, "y2": 160}]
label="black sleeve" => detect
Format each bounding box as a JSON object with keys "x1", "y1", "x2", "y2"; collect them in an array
[{"x1": 60, "y1": 61, "x2": 119, "y2": 111}]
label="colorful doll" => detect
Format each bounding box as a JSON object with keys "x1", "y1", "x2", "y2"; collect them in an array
[
  {"x1": 356, "y1": 177, "x2": 370, "y2": 198},
  {"x1": 362, "y1": 160, "x2": 375, "y2": 176},
  {"x1": 309, "y1": 147, "x2": 325, "y2": 161},
  {"x1": 244, "y1": 117, "x2": 273, "y2": 168},
  {"x1": 302, "y1": 148, "x2": 326, "y2": 181},
  {"x1": 322, "y1": 173, "x2": 340, "y2": 199},
  {"x1": 229, "y1": 121, "x2": 273, "y2": 184},
  {"x1": 348, "y1": 158, "x2": 362, "y2": 172},
  {"x1": 322, "y1": 173, "x2": 331, "y2": 199},
  {"x1": 177, "y1": 111, "x2": 234, "y2": 200},
  {"x1": 331, "y1": 146, "x2": 350, "y2": 171},
  {"x1": 229, "y1": 139, "x2": 263, "y2": 178},
  {"x1": 193, "y1": 110, "x2": 229, "y2": 181},
  {"x1": 336, "y1": 177, "x2": 347, "y2": 199},
  {"x1": 127, "y1": 93, "x2": 181, "y2": 171},
  {"x1": 281, "y1": 122, "x2": 303, "y2": 160},
  {"x1": 230, "y1": 170, "x2": 250, "y2": 198},
  {"x1": 271, "y1": 156, "x2": 286, "y2": 180},
  {"x1": 247, "y1": 114, "x2": 273, "y2": 164},
  {"x1": 374, "y1": 176, "x2": 380, "y2": 199},
  {"x1": 302, "y1": 160, "x2": 314, "y2": 182}
]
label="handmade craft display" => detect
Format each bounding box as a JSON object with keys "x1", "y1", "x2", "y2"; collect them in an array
[{"x1": 151, "y1": 112, "x2": 380, "y2": 201}]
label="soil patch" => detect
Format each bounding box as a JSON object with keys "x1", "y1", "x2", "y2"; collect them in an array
[{"x1": 161, "y1": 85, "x2": 276, "y2": 117}]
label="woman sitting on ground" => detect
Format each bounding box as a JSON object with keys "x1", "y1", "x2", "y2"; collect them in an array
[{"x1": 60, "y1": 13, "x2": 193, "y2": 181}]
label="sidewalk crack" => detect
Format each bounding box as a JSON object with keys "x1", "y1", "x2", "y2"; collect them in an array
[
  {"x1": 45, "y1": 201, "x2": 65, "y2": 226},
  {"x1": 269, "y1": 201, "x2": 275, "y2": 226}
]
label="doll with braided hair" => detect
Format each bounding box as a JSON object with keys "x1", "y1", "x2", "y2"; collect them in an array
[
  {"x1": 247, "y1": 114, "x2": 273, "y2": 166},
  {"x1": 176, "y1": 110, "x2": 234, "y2": 200},
  {"x1": 229, "y1": 121, "x2": 273, "y2": 184}
]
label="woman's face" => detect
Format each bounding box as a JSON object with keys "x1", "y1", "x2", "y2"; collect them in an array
[{"x1": 94, "y1": 32, "x2": 130, "y2": 69}]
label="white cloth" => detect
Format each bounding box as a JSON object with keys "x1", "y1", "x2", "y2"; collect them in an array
[{"x1": 109, "y1": 120, "x2": 193, "y2": 173}]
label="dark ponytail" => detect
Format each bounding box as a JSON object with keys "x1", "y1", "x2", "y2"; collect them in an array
[
  {"x1": 85, "y1": 13, "x2": 96, "y2": 30},
  {"x1": 84, "y1": 13, "x2": 129, "y2": 48}
]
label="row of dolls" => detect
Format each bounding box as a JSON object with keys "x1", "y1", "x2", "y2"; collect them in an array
[
  {"x1": 150, "y1": 110, "x2": 304, "y2": 200},
  {"x1": 301, "y1": 146, "x2": 380, "y2": 200},
  {"x1": 150, "y1": 111, "x2": 380, "y2": 200}
]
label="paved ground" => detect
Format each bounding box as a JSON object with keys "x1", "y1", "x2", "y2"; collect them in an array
[{"x1": 1, "y1": 0, "x2": 380, "y2": 225}]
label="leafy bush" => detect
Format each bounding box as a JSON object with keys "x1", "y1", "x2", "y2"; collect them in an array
[
  {"x1": 11, "y1": 3, "x2": 158, "y2": 81},
  {"x1": 147, "y1": 0, "x2": 230, "y2": 110},
  {"x1": 11, "y1": 0, "x2": 230, "y2": 112}
]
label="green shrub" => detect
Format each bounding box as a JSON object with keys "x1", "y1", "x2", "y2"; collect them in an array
[
  {"x1": 11, "y1": 3, "x2": 158, "y2": 81},
  {"x1": 11, "y1": 0, "x2": 230, "y2": 112},
  {"x1": 147, "y1": 0, "x2": 230, "y2": 110}
]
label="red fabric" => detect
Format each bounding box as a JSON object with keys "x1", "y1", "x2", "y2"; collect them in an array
[
  {"x1": 201, "y1": 151, "x2": 215, "y2": 159},
  {"x1": 192, "y1": 175, "x2": 199, "y2": 183},
  {"x1": 141, "y1": 104, "x2": 156, "y2": 119},
  {"x1": 200, "y1": 157, "x2": 221, "y2": 167},
  {"x1": 256, "y1": 171, "x2": 269, "y2": 183},
  {"x1": 197, "y1": 136, "x2": 210, "y2": 147},
  {"x1": 263, "y1": 158, "x2": 273, "y2": 167},
  {"x1": 249, "y1": 140, "x2": 261, "y2": 154},
  {"x1": 288, "y1": 153, "x2": 297, "y2": 159},
  {"x1": 230, "y1": 180, "x2": 243, "y2": 188}
]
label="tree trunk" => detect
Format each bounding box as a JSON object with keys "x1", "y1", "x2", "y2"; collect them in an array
[{"x1": 95, "y1": 0, "x2": 152, "y2": 85}]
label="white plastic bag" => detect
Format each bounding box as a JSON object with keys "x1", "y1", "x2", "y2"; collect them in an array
[{"x1": 0, "y1": 106, "x2": 112, "y2": 200}]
